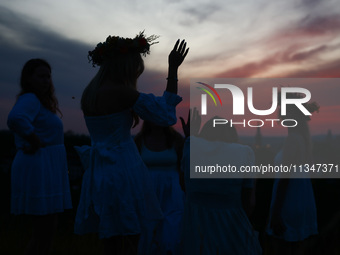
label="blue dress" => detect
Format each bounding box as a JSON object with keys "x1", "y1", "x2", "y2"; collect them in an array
[
  {"x1": 7, "y1": 93, "x2": 72, "y2": 215},
  {"x1": 138, "y1": 144, "x2": 184, "y2": 255},
  {"x1": 74, "y1": 91, "x2": 182, "y2": 239},
  {"x1": 266, "y1": 151, "x2": 318, "y2": 241},
  {"x1": 181, "y1": 136, "x2": 262, "y2": 255}
]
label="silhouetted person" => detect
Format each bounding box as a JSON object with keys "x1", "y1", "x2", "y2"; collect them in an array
[
  {"x1": 180, "y1": 110, "x2": 262, "y2": 254},
  {"x1": 73, "y1": 32, "x2": 189, "y2": 255},
  {"x1": 7, "y1": 58, "x2": 72, "y2": 255},
  {"x1": 134, "y1": 120, "x2": 185, "y2": 254},
  {"x1": 266, "y1": 93, "x2": 319, "y2": 255}
]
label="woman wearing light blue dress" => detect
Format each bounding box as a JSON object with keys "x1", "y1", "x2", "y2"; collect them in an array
[
  {"x1": 181, "y1": 113, "x2": 262, "y2": 255},
  {"x1": 135, "y1": 121, "x2": 185, "y2": 254},
  {"x1": 74, "y1": 32, "x2": 189, "y2": 255},
  {"x1": 7, "y1": 59, "x2": 72, "y2": 255},
  {"x1": 266, "y1": 94, "x2": 319, "y2": 255}
]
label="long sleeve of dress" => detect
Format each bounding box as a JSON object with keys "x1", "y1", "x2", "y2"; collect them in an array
[
  {"x1": 133, "y1": 91, "x2": 182, "y2": 126},
  {"x1": 7, "y1": 93, "x2": 40, "y2": 137}
]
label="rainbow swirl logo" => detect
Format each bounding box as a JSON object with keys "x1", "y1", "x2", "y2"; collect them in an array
[
  {"x1": 196, "y1": 82, "x2": 222, "y2": 114},
  {"x1": 196, "y1": 82, "x2": 222, "y2": 106}
]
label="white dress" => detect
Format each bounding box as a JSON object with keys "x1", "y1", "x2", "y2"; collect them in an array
[
  {"x1": 266, "y1": 151, "x2": 318, "y2": 241},
  {"x1": 138, "y1": 144, "x2": 184, "y2": 255},
  {"x1": 181, "y1": 136, "x2": 262, "y2": 255},
  {"x1": 74, "y1": 91, "x2": 182, "y2": 239},
  {"x1": 7, "y1": 93, "x2": 72, "y2": 215}
]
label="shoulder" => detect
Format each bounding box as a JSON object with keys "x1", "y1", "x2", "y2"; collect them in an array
[
  {"x1": 230, "y1": 142, "x2": 254, "y2": 154},
  {"x1": 18, "y1": 93, "x2": 41, "y2": 105},
  {"x1": 11, "y1": 93, "x2": 41, "y2": 113},
  {"x1": 235, "y1": 143, "x2": 255, "y2": 159},
  {"x1": 8, "y1": 93, "x2": 41, "y2": 125},
  {"x1": 221, "y1": 143, "x2": 255, "y2": 164},
  {"x1": 137, "y1": 91, "x2": 182, "y2": 106},
  {"x1": 282, "y1": 132, "x2": 305, "y2": 164}
]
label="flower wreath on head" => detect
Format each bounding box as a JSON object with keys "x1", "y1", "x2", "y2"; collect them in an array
[{"x1": 88, "y1": 31, "x2": 159, "y2": 67}]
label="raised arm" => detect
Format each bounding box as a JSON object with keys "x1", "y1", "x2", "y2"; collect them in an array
[
  {"x1": 166, "y1": 39, "x2": 189, "y2": 94},
  {"x1": 180, "y1": 107, "x2": 201, "y2": 138}
]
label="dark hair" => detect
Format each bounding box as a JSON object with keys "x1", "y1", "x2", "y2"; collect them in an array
[
  {"x1": 81, "y1": 52, "x2": 143, "y2": 127},
  {"x1": 105, "y1": 52, "x2": 144, "y2": 89},
  {"x1": 134, "y1": 120, "x2": 184, "y2": 172},
  {"x1": 88, "y1": 31, "x2": 159, "y2": 67},
  {"x1": 199, "y1": 116, "x2": 239, "y2": 143},
  {"x1": 19, "y1": 58, "x2": 62, "y2": 116}
]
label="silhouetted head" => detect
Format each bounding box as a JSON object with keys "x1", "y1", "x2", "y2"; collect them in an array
[
  {"x1": 134, "y1": 120, "x2": 184, "y2": 151},
  {"x1": 19, "y1": 59, "x2": 61, "y2": 115},
  {"x1": 81, "y1": 32, "x2": 158, "y2": 118},
  {"x1": 87, "y1": 31, "x2": 158, "y2": 89},
  {"x1": 277, "y1": 91, "x2": 319, "y2": 123},
  {"x1": 199, "y1": 116, "x2": 238, "y2": 143},
  {"x1": 99, "y1": 51, "x2": 144, "y2": 89},
  {"x1": 20, "y1": 58, "x2": 53, "y2": 96}
]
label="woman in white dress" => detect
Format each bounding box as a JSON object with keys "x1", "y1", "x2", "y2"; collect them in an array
[
  {"x1": 134, "y1": 121, "x2": 185, "y2": 254},
  {"x1": 74, "y1": 32, "x2": 189, "y2": 255},
  {"x1": 7, "y1": 58, "x2": 72, "y2": 255},
  {"x1": 181, "y1": 112, "x2": 262, "y2": 255},
  {"x1": 266, "y1": 93, "x2": 319, "y2": 255}
]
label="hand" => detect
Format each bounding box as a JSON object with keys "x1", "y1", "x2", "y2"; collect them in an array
[
  {"x1": 180, "y1": 107, "x2": 201, "y2": 137},
  {"x1": 168, "y1": 39, "x2": 189, "y2": 69},
  {"x1": 22, "y1": 133, "x2": 43, "y2": 154},
  {"x1": 22, "y1": 145, "x2": 41, "y2": 154}
]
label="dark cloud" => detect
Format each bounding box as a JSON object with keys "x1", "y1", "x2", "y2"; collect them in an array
[
  {"x1": 0, "y1": 6, "x2": 172, "y2": 134},
  {"x1": 289, "y1": 45, "x2": 328, "y2": 62},
  {"x1": 0, "y1": 6, "x2": 95, "y2": 93},
  {"x1": 270, "y1": 14, "x2": 340, "y2": 42},
  {"x1": 183, "y1": 4, "x2": 219, "y2": 22},
  {"x1": 298, "y1": 14, "x2": 340, "y2": 35},
  {"x1": 299, "y1": 0, "x2": 321, "y2": 9},
  {"x1": 179, "y1": 3, "x2": 220, "y2": 26},
  {"x1": 285, "y1": 58, "x2": 340, "y2": 78}
]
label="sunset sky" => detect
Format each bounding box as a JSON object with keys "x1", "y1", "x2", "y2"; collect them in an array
[{"x1": 0, "y1": 0, "x2": 339, "y2": 136}]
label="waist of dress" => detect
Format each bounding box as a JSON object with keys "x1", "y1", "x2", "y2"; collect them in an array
[
  {"x1": 187, "y1": 192, "x2": 242, "y2": 209},
  {"x1": 146, "y1": 165, "x2": 178, "y2": 172},
  {"x1": 91, "y1": 137, "x2": 134, "y2": 147},
  {"x1": 18, "y1": 143, "x2": 65, "y2": 150}
]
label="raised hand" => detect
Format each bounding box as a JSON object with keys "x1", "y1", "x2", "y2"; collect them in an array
[
  {"x1": 166, "y1": 39, "x2": 189, "y2": 94},
  {"x1": 180, "y1": 107, "x2": 201, "y2": 138},
  {"x1": 168, "y1": 39, "x2": 189, "y2": 69}
]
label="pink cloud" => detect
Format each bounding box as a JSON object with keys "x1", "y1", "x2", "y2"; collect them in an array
[{"x1": 215, "y1": 14, "x2": 340, "y2": 78}]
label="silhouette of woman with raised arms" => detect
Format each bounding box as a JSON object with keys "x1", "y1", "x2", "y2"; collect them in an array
[
  {"x1": 74, "y1": 32, "x2": 189, "y2": 255},
  {"x1": 7, "y1": 58, "x2": 72, "y2": 255}
]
